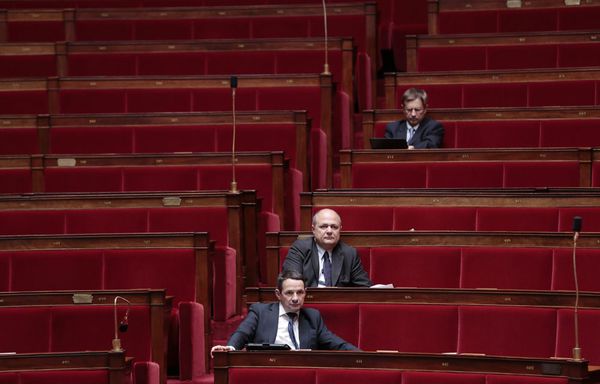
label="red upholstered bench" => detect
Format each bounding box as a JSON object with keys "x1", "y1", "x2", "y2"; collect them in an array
[{"x1": 458, "y1": 306, "x2": 557, "y2": 358}]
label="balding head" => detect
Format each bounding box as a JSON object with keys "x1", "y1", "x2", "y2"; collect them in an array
[{"x1": 311, "y1": 208, "x2": 342, "y2": 251}]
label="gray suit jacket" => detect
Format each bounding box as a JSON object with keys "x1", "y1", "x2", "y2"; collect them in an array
[
  {"x1": 384, "y1": 116, "x2": 444, "y2": 149},
  {"x1": 227, "y1": 302, "x2": 357, "y2": 350},
  {"x1": 282, "y1": 237, "x2": 372, "y2": 287}
]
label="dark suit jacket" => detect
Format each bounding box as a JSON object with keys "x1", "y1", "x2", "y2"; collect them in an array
[
  {"x1": 384, "y1": 116, "x2": 444, "y2": 149},
  {"x1": 227, "y1": 302, "x2": 357, "y2": 350},
  {"x1": 282, "y1": 237, "x2": 372, "y2": 287}
]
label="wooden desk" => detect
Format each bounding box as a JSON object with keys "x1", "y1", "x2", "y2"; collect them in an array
[
  {"x1": 0, "y1": 351, "x2": 131, "y2": 384},
  {"x1": 214, "y1": 350, "x2": 600, "y2": 384}
]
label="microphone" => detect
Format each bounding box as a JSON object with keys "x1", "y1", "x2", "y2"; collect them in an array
[
  {"x1": 321, "y1": 0, "x2": 330, "y2": 75},
  {"x1": 230, "y1": 75, "x2": 238, "y2": 193},
  {"x1": 571, "y1": 216, "x2": 582, "y2": 361},
  {"x1": 111, "y1": 296, "x2": 131, "y2": 352}
]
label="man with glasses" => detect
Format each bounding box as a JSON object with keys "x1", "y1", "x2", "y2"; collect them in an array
[
  {"x1": 210, "y1": 270, "x2": 358, "y2": 354},
  {"x1": 385, "y1": 87, "x2": 444, "y2": 149},
  {"x1": 282, "y1": 208, "x2": 372, "y2": 287}
]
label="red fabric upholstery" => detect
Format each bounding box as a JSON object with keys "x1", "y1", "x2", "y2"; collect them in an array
[
  {"x1": 326, "y1": 206, "x2": 395, "y2": 231},
  {"x1": 178, "y1": 302, "x2": 207, "y2": 379},
  {"x1": 476, "y1": 207, "x2": 559, "y2": 232},
  {"x1": 418, "y1": 47, "x2": 486, "y2": 72},
  {"x1": 105, "y1": 249, "x2": 196, "y2": 305},
  {"x1": 352, "y1": 163, "x2": 427, "y2": 188},
  {"x1": 50, "y1": 126, "x2": 135, "y2": 154},
  {"x1": 75, "y1": 21, "x2": 135, "y2": 41},
  {"x1": 487, "y1": 45, "x2": 557, "y2": 70},
  {"x1": 212, "y1": 246, "x2": 237, "y2": 320},
  {"x1": 19, "y1": 371, "x2": 109, "y2": 384},
  {"x1": 0, "y1": 56, "x2": 56, "y2": 78},
  {"x1": 66, "y1": 209, "x2": 148, "y2": 234},
  {"x1": 486, "y1": 375, "x2": 567, "y2": 384},
  {"x1": 0, "y1": 307, "x2": 51, "y2": 352},
  {"x1": 541, "y1": 119, "x2": 600, "y2": 147},
  {"x1": 135, "y1": 125, "x2": 216, "y2": 153},
  {"x1": 463, "y1": 83, "x2": 528, "y2": 108},
  {"x1": 0, "y1": 128, "x2": 39, "y2": 155},
  {"x1": 316, "y1": 369, "x2": 402, "y2": 384},
  {"x1": 229, "y1": 368, "x2": 315, "y2": 384},
  {"x1": 552, "y1": 248, "x2": 600, "y2": 292},
  {"x1": 44, "y1": 167, "x2": 124, "y2": 192},
  {"x1": 528, "y1": 81, "x2": 596, "y2": 107},
  {"x1": 9, "y1": 250, "x2": 104, "y2": 291},
  {"x1": 393, "y1": 207, "x2": 477, "y2": 231},
  {"x1": 148, "y1": 207, "x2": 228, "y2": 243},
  {"x1": 51, "y1": 306, "x2": 152, "y2": 360},
  {"x1": 59, "y1": 90, "x2": 127, "y2": 114},
  {"x1": 0, "y1": 255, "x2": 8, "y2": 291},
  {"x1": 307, "y1": 304, "x2": 359, "y2": 347},
  {"x1": 0, "y1": 169, "x2": 33, "y2": 193},
  {"x1": 559, "y1": 6, "x2": 600, "y2": 30},
  {"x1": 133, "y1": 362, "x2": 160, "y2": 384},
  {"x1": 555, "y1": 309, "x2": 600, "y2": 364},
  {"x1": 503, "y1": 162, "x2": 581, "y2": 188},
  {"x1": 426, "y1": 162, "x2": 504, "y2": 188},
  {"x1": 123, "y1": 166, "x2": 200, "y2": 191},
  {"x1": 369, "y1": 247, "x2": 461, "y2": 288},
  {"x1": 460, "y1": 247, "x2": 553, "y2": 290},
  {"x1": 0, "y1": 91, "x2": 48, "y2": 114},
  {"x1": 559, "y1": 44, "x2": 600, "y2": 67},
  {"x1": 457, "y1": 306, "x2": 557, "y2": 358},
  {"x1": 359, "y1": 304, "x2": 458, "y2": 353},
  {"x1": 7, "y1": 22, "x2": 65, "y2": 42},
  {"x1": 67, "y1": 54, "x2": 138, "y2": 76},
  {"x1": 310, "y1": 128, "x2": 327, "y2": 190},
  {"x1": 0, "y1": 210, "x2": 65, "y2": 235},
  {"x1": 454, "y1": 121, "x2": 541, "y2": 148},
  {"x1": 403, "y1": 371, "x2": 485, "y2": 384},
  {"x1": 558, "y1": 207, "x2": 600, "y2": 232},
  {"x1": 437, "y1": 11, "x2": 498, "y2": 34}
]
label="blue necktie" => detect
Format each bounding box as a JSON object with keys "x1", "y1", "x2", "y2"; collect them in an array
[
  {"x1": 287, "y1": 312, "x2": 298, "y2": 349},
  {"x1": 323, "y1": 251, "x2": 333, "y2": 287},
  {"x1": 408, "y1": 127, "x2": 415, "y2": 141}
]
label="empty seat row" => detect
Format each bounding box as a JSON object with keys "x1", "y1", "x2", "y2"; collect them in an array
[
  {"x1": 429, "y1": 0, "x2": 600, "y2": 35},
  {"x1": 339, "y1": 148, "x2": 596, "y2": 188},
  {"x1": 299, "y1": 190, "x2": 600, "y2": 231},
  {"x1": 383, "y1": 68, "x2": 600, "y2": 109}
]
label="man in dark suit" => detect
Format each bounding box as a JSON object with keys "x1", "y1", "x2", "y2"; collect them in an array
[
  {"x1": 384, "y1": 87, "x2": 444, "y2": 149},
  {"x1": 282, "y1": 208, "x2": 372, "y2": 287},
  {"x1": 210, "y1": 270, "x2": 357, "y2": 354}
]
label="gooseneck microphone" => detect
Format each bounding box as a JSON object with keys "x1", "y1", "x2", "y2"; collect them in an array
[
  {"x1": 571, "y1": 216, "x2": 582, "y2": 361},
  {"x1": 321, "y1": 0, "x2": 330, "y2": 75},
  {"x1": 230, "y1": 75, "x2": 238, "y2": 193},
  {"x1": 111, "y1": 295, "x2": 131, "y2": 352}
]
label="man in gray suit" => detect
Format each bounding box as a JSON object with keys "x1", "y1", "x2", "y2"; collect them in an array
[
  {"x1": 384, "y1": 87, "x2": 444, "y2": 149},
  {"x1": 282, "y1": 208, "x2": 372, "y2": 287},
  {"x1": 210, "y1": 270, "x2": 357, "y2": 354}
]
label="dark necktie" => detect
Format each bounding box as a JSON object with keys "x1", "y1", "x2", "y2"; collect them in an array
[
  {"x1": 287, "y1": 312, "x2": 298, "y2": 349},
  {"x1": 323, "y1": 251, "x2": 333, "y2": 287}
]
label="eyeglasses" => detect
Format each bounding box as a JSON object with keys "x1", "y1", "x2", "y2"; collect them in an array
[{"x1": 404, "y1": 108, "x2": 424, "y2": 114}]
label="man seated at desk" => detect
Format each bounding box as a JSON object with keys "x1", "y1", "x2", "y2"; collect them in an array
[
  {"x1": 282, "y1": 208, "x2": 372, "y2": 288},
  {"x1": 211, "y1": 270, "x2": 358, "y2": 354},
  {"x1": 385, "y1": 87, "x2": 444, "y2": 149}
]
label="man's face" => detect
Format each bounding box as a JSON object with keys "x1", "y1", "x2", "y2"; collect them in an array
[
  {"x1": 403, "y1": 98, "x2": 426, "y2": 127},
  {"x1": 275, "y1": 278, "x2": 306, "y2": 313},
  {"x1": 312, "y1": 210, "x2": 341, "y2": 251}
]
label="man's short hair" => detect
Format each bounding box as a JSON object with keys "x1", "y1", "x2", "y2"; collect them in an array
[
  {"x1": 402, "y1": 87, "x2": 428, "y2": 107},
  {"x1": 277, "y1": 270, "x2": 305, "y2": 291}
]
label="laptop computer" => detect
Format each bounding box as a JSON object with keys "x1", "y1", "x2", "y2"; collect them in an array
[{"x1": 369, "y1": 137, "x2": 408, "y2": 149}]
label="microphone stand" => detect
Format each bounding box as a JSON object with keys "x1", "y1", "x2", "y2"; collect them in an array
[
  {"x1": 321, "y1": 0, "x2": 330, "y2": 75},
  {"x1": 111, "y1": 296, "x2": 131, "y2": 352},
  {"x1": 230, "y1": 76, "x2": 238, "y2": 192},
  {"x1": 572, "y1": 228, "x2": 582, "y2": 361}
]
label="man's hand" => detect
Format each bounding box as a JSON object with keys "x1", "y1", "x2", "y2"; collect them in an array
[{"x1": 210, "y1": 345, "x2": 234, "y2": 358}]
